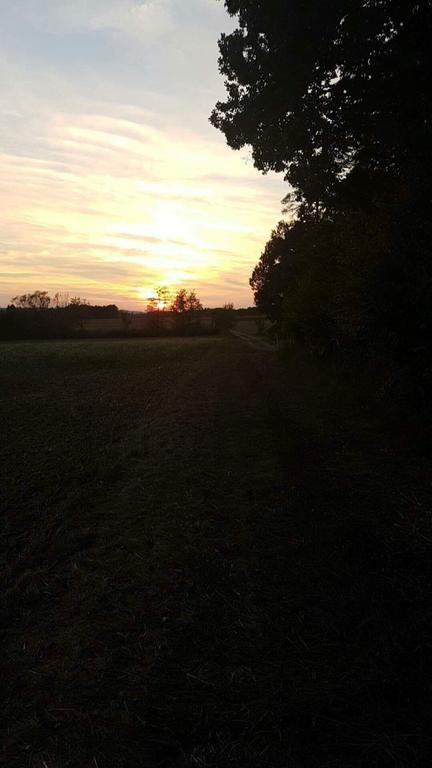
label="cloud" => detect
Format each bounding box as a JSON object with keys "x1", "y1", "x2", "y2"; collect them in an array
[
  {"x1": 0, "y1": 1, "x2": 287, "y2": 308},
  {"x1": 10, "y1": 1, "x2": 172, "y2": 36}
]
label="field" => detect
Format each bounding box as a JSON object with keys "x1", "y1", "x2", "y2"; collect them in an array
[
  {"x1": 1, "y1": 337, "x2": 431, "y2": 767},
  {"x1": 82, "y1": 318, "x2": 125, "y2": 333}
]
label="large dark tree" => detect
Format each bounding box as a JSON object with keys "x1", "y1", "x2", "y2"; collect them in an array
[
  {"x1": 211, "y1": 1, "x2": 432, "y2": 214},
  {"x1": 212, "y1": 1, "x2": 432, "y2": 361}
]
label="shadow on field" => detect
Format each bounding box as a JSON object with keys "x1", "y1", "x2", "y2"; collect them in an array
[
  {"x1": 139, "y1": 354, "x2": 432, "y2": 768},
  {"x1": 1, "y1": 338, "x2": 431, "y2": 767}
]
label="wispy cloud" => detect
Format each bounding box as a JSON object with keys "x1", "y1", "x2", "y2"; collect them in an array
[{"x1": 0, "y1": 1, "x2": 286, "y2": 308}]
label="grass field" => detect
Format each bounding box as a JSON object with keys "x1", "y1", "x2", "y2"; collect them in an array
[{"x1": 1, "y1": 337, "x2": 431, "y2": 767}]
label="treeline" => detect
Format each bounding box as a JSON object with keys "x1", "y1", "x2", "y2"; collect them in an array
[
  {"x1": 0, "y1": 290, "x2": 246, "y2": 339},
  {"x1": 212, "y1": 1, "x2": 432, "y2": 392},
  {"x1": 0, "y1": 291, "x2": 121, "y2": 340}
]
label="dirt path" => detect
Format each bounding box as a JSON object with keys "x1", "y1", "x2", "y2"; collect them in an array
[{"x1": 2, "y1": 337, "x2": 431, "y2": 767}]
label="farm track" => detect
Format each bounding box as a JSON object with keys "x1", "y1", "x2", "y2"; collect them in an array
[{"x1": 1, "y1": 337, "x2": 431, "y2": 767}]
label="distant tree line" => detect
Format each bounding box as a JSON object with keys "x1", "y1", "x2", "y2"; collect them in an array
[
  {"x1": 211, "y1": 1, "x2": 432, "y2": 384},
  {"x1": 9, "y1": 290, "x2": 118, "y2": 317},
  {"x1": 146, "y1": 287, "x2": 203, "y2": 313},
  {"x1": 145, "y1": 289, "x2": 238, "y2": 336},
  {"x1": 0, "y1": 291, "x2": 119, "y2": 339},
  {"x1": 144, "y1": 287, "x2": 204, "y2": 334},
  {"x1": 0, "y1": 288, "x2": 243, "y2": 339}
]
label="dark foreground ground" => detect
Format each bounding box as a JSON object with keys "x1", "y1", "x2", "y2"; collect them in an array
[{"x1": 1, "y1": 337, "x2": 431, "y2": 767}]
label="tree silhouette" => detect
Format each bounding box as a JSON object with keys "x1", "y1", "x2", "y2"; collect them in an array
[
  {"x1": 170, "y1": 289, "x2": 203, "y2": 314},
  {"x1": 12, "y1": 291, "x2": 51, "y2": 310},
  {"x1": 211, "y1": 1, "x2": 432, "y2": 216},
  {"x1": 146, "y1": 286, "x2": 171, "y2": 312},
  {"x1": 212, "y1": 1, "x2": 432, "y2": 361}
]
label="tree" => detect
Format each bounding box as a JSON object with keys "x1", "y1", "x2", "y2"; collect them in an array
[
  {"x1": 170, "y1": 289, "x2": 203, "y2": 314},
  {"x1": 212, "y1": 1, "x2": 432, "y2": 362},
  {"x1": 250, "y1": 222, "x2": 294, "y2": 321},
  {"x1": 170, "y1": 289, "x2": 203, "y2": 334},
  {"x1": 156, "y1": 285, "x2": 171, "y2": 309},
  {"x1": 146, "y1": 286, "x2": 171, "y2": 312},
  {"x1": 11, "y1": 291, "x2": 51, "y2": 309},
  {"x1": 146, "y1": 297, "x2": 159, "y2": 313},
  {"x1": 211, "y1": 1, "x2": 432, "y2": 216},
  {"x1": 170, "y1": 288, "x2": 187, "y2": 313},
  {"x1": 250, "y1": 219, "x2": 343, "y2": 349},
  {"x1": 53, "y1": 292, "x2": 70, "y2": 308}
]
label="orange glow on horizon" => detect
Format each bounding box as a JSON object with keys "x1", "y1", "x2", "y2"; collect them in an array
[
  {"x1": 1, "y1": 112, "x2": 286, "y2": 309},
  {"x1": 0, "y1": 2, "x2": 288, "y2": 309},
  {"x1": 136, "y1": 286, "x2": 172, "y2": 311}
]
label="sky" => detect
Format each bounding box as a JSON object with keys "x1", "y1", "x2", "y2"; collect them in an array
[{"x1": 0, "y1": 0, "x2": 286, "y2": 309}]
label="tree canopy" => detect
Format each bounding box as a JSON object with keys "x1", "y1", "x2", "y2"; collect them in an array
[
  {"x1": 11, "y1": 291, "x2": 51, "y2": 310},
  {"x1": 211, "y1": 1, "x2": 432, "y2": 215},
  {"x1": 170, "y1": 289, "x2": 203, "y2": 313},
  {"x1": 212, "y1": 0, "x2": 432, "y2": 362}
]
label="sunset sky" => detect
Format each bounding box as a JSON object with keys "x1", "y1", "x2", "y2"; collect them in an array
[{"x1": 0, "y1": 0, "x2": 286, "y2": 309}]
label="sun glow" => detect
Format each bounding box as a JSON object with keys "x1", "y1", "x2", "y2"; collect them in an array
[
  {"x1": 1, "y1": 111, "x2": 285, "y2": 308},
  {"x1": 136, "y1": 286, "x2": 171, "y2": 310},
  {"x1": 0, "y1": 0, "x2": 288, "y2": 309}
]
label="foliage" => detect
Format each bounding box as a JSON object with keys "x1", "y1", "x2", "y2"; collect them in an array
[
  {"x1": 211, "y1": 1, "x2": 432, "y2": 214},
  {"x1": 53, "y1": 292, "x2": 71, "y2": 308},
  {"x1": 146, "y1": 286, "x2": 172, "y2": 312},
  {"x1": 69, "y1": 296, "x2": 89, "y2": 307},
  {"x1": 168, "y1": 289, "x2": 203, "y2": 334},
  {"x1": 1, "y1": 287, "x2": 223, "y2": 340},
  {"x1": 146, "y1": 297, "x2": 159, "y2": 312},
  {"x1": 250, "y1": 182, "x2": 432, "y2": 357},
  {"x1": 1, "y1": 292, "x2": 119, "y2": 339},
  {"x1": 11, "y1": 290, "x2": 51, "y2": 310},
  {"x1": 212, "y1": 0, "x2": 432, "y2": 369},
  {"x1": 170, "y1": 288, "x2": 203, "y2": 313}
]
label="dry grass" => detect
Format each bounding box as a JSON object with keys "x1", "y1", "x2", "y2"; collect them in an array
[{"x1": 1, "y1": 337, "x2": 431, "y2": 767}]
